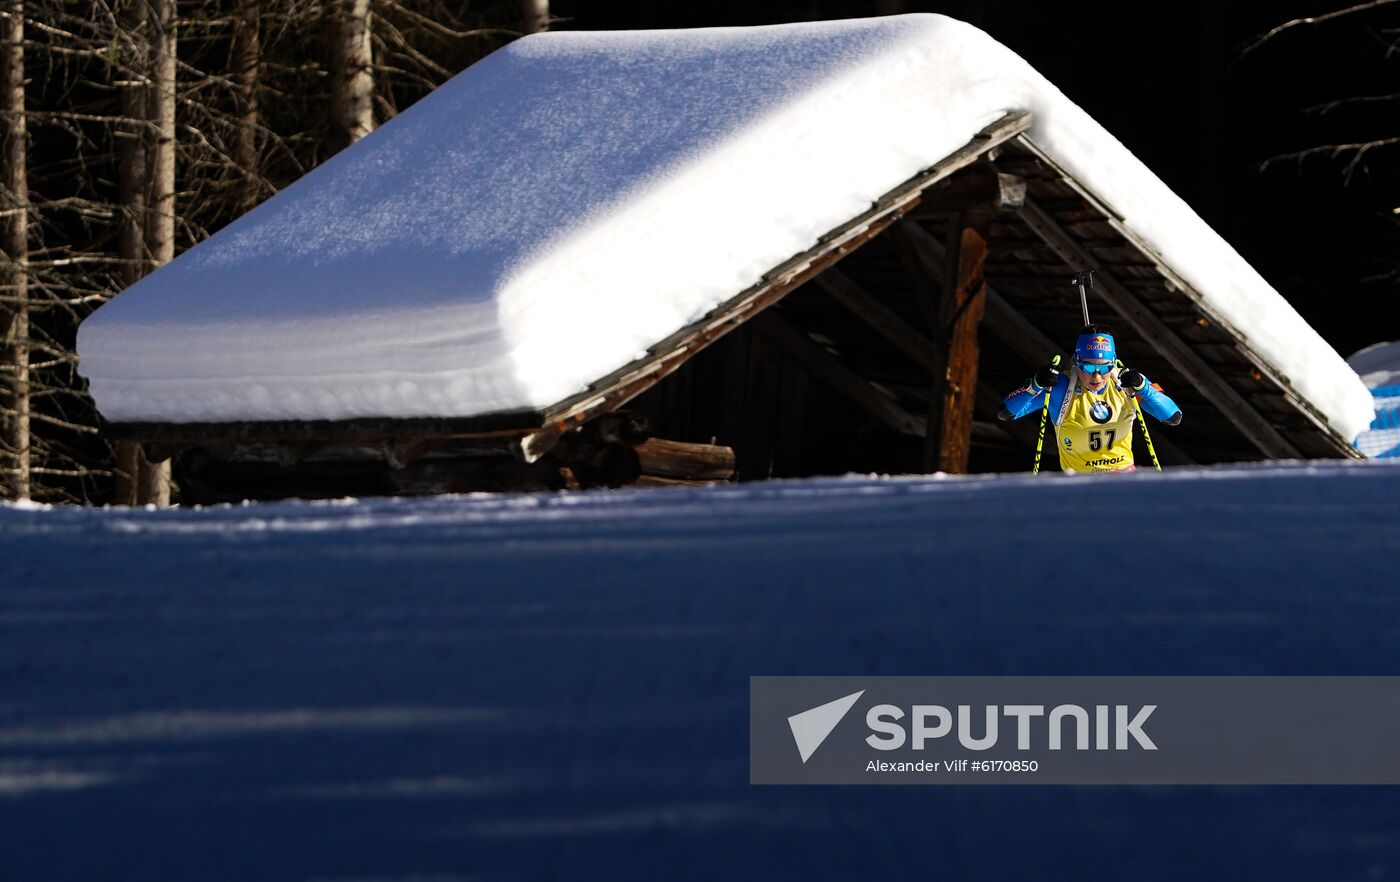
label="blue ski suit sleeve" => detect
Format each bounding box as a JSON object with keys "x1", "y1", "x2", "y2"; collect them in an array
[
  {"x1": 1001, "y1": 374, "x2": 1069, "y2": 420},
  {"x1": 1002, "y1": 372, "x2": 1180, "y2": 424},
  {"x1": 1131, "y1": 376, "x2": 1182, "y2": 424}
]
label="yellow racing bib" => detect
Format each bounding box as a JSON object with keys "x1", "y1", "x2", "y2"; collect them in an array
[{"x1": 1055, "y1": 381, "x2": 1136, "y2": 473}]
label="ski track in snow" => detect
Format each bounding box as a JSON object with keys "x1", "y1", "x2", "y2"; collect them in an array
[{"x1": 1, "y1": 461, "x2": 1398, "y2": 880}]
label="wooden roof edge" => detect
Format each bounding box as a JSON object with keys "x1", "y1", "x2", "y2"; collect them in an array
[
  {"x1": 516, "y1": 109, "x2": 1034, "y2": 462},
  {"x1": 1004, "y1": 133, "x2": 1359, "y2": 459}
]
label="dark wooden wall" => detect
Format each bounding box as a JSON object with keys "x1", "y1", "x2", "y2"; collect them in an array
[{"x1": 628, "y1": 322, "x2": 933, "y2": 481}]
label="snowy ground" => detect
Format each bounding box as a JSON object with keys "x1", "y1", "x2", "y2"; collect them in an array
[{"x1": 2, "y1": 461, "x2": 1399, "y2": 881}]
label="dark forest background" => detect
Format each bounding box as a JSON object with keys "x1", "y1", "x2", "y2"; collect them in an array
[{"x1": 0, "y1": 0, "x2": 1394, "y2": 502}]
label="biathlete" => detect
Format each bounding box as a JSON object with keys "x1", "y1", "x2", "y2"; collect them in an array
[{"x1": 998, "y1": 325, "x2": 1182, "y2": 474}]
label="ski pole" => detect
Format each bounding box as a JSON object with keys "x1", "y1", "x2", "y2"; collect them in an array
[
  {"x1": 1133, "y1": 398, "x2": 1162, "y2": 472},
  {"x1": 1032, "y1": 355, "x2": 1059, "y2": 475},
  {"x1": 1072, "y1": 271, "x2": 1094, "y2": 326},
  {"x1": 1033, "y1": 389, "x2": 1050, "y2": 475}
]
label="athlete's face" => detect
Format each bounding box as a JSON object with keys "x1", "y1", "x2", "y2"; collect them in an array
[{"x1": 1077, "y1": 359, "x2": 1112, "y2": 391}]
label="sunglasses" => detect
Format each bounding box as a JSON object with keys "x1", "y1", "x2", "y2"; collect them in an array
[{"x1": 1076, "y1": 360, "x2": 1115, "y2": 375}]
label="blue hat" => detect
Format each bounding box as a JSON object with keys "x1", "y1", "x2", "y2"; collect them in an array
[{"x1": 1075, "y1": 330, "x2": 1116, "y2": 363}]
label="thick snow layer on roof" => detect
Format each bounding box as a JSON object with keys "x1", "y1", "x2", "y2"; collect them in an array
[{"x1": 77, "y1": 14, "x2": 1373, "y2": 441}]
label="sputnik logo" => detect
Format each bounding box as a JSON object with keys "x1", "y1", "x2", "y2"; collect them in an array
[{"x1": 787, "y1": 690, "x2": 864, "y2": 763}]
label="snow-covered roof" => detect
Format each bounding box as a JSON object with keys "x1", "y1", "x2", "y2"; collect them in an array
[{"x1": 76, "y1": 14, "x2": 1373, "y2": 445}]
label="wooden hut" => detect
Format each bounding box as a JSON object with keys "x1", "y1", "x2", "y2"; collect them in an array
[
  {"x1": 106, "y1": 111, "x2": 1360, "y2": 502},
  {"x1": 80, "y1": 20, "x2": 1366, "y2": 503}
]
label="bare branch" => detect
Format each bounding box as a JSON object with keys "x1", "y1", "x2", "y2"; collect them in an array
[
  {"x1": 1304, "y1": 92, "x2": 1400, "y2": 115},
  {"x1": 1240, "y1": 0, "x2": 1400, "y2": 56},
  {"x1": 1260, "y1": 135, "x2": 1400, "y2": 184}
]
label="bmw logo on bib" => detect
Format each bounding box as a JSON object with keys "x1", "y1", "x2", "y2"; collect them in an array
[{"x1": 1090, "y1": 401, "x2": 1113, "y2": 424}]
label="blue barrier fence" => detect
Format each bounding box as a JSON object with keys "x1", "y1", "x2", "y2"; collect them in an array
[{"x1": 1357, "y1": 384, "x2": 1400, "y2": 458}]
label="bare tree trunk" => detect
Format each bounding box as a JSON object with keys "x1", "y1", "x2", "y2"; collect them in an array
[
  {"x1": 520, "y1": 0, "x2": 548, "y2": 34},
  {"x1": 0, "y1": 0, "x2": 27, "y2": 500},
  {"x1": 114, "y1": 0, "x2": 151, "y2": 506},
  {"x1": 329, "y1": 0, "x2": 372, "y2": 153},
  {"x1": 109, "y1": 0, "x2": 177, "y2": 507},
  {"x1": 146, "y1": 0, "x2": 175, "y2": 272},
  {"x1": 116, "y1": 6, "x2": 149, "y2": 281},
  {"x1": 232, "y1": 0, "x2": 260, "y2": 214},
  {"x1": 137, "y1": 0, "x2": 175, "y2": 506}
]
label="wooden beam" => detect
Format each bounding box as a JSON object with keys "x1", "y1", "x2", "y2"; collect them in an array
[
  {"x1": 906, "y1": 172, "x2": 1025, "y2": 218},
  {"x1": 888, "y1": 221, "x2": 939, "y2": 335},
  {"x1": 813, "y1": 262, "x2": 1050, "y2": 460},
  {"x1": 752, "y1": 312, "x2": 925, "y2": 438},
  {"x1": 984, "y1": 286, "x2": 1063, "y2": 365},
  {"x1": 811, "y1": 268, "x2": 933, "y2": 370},
  {"x1": 1015, "y1": 197, "x2": 1300, "y2": 458},
  {"x1": 896, "y1": 221, "x2": 1056, "y2": 365},
  {"x1": 816, "y1": 265, "x2": 1025, "y2": 447}
]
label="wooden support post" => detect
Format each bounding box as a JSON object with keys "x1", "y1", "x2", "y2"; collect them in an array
[
  {"x1": 892, "y1": 212, "x2": 989, "y2": 474},
  {"x1": 1015, "y1": 198, "x2": 1299, "y2": 459},
  {"x1": 923, "y1": 215, "x2": 960, "y2": 469},
  {"x1": 937, "y1": 221, "x2": 988, "y2": 474}
]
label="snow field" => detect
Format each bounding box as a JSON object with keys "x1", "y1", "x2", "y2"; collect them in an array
[{"x1": 2, "y1": 461, "x2": 1398, "y2": 878}]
